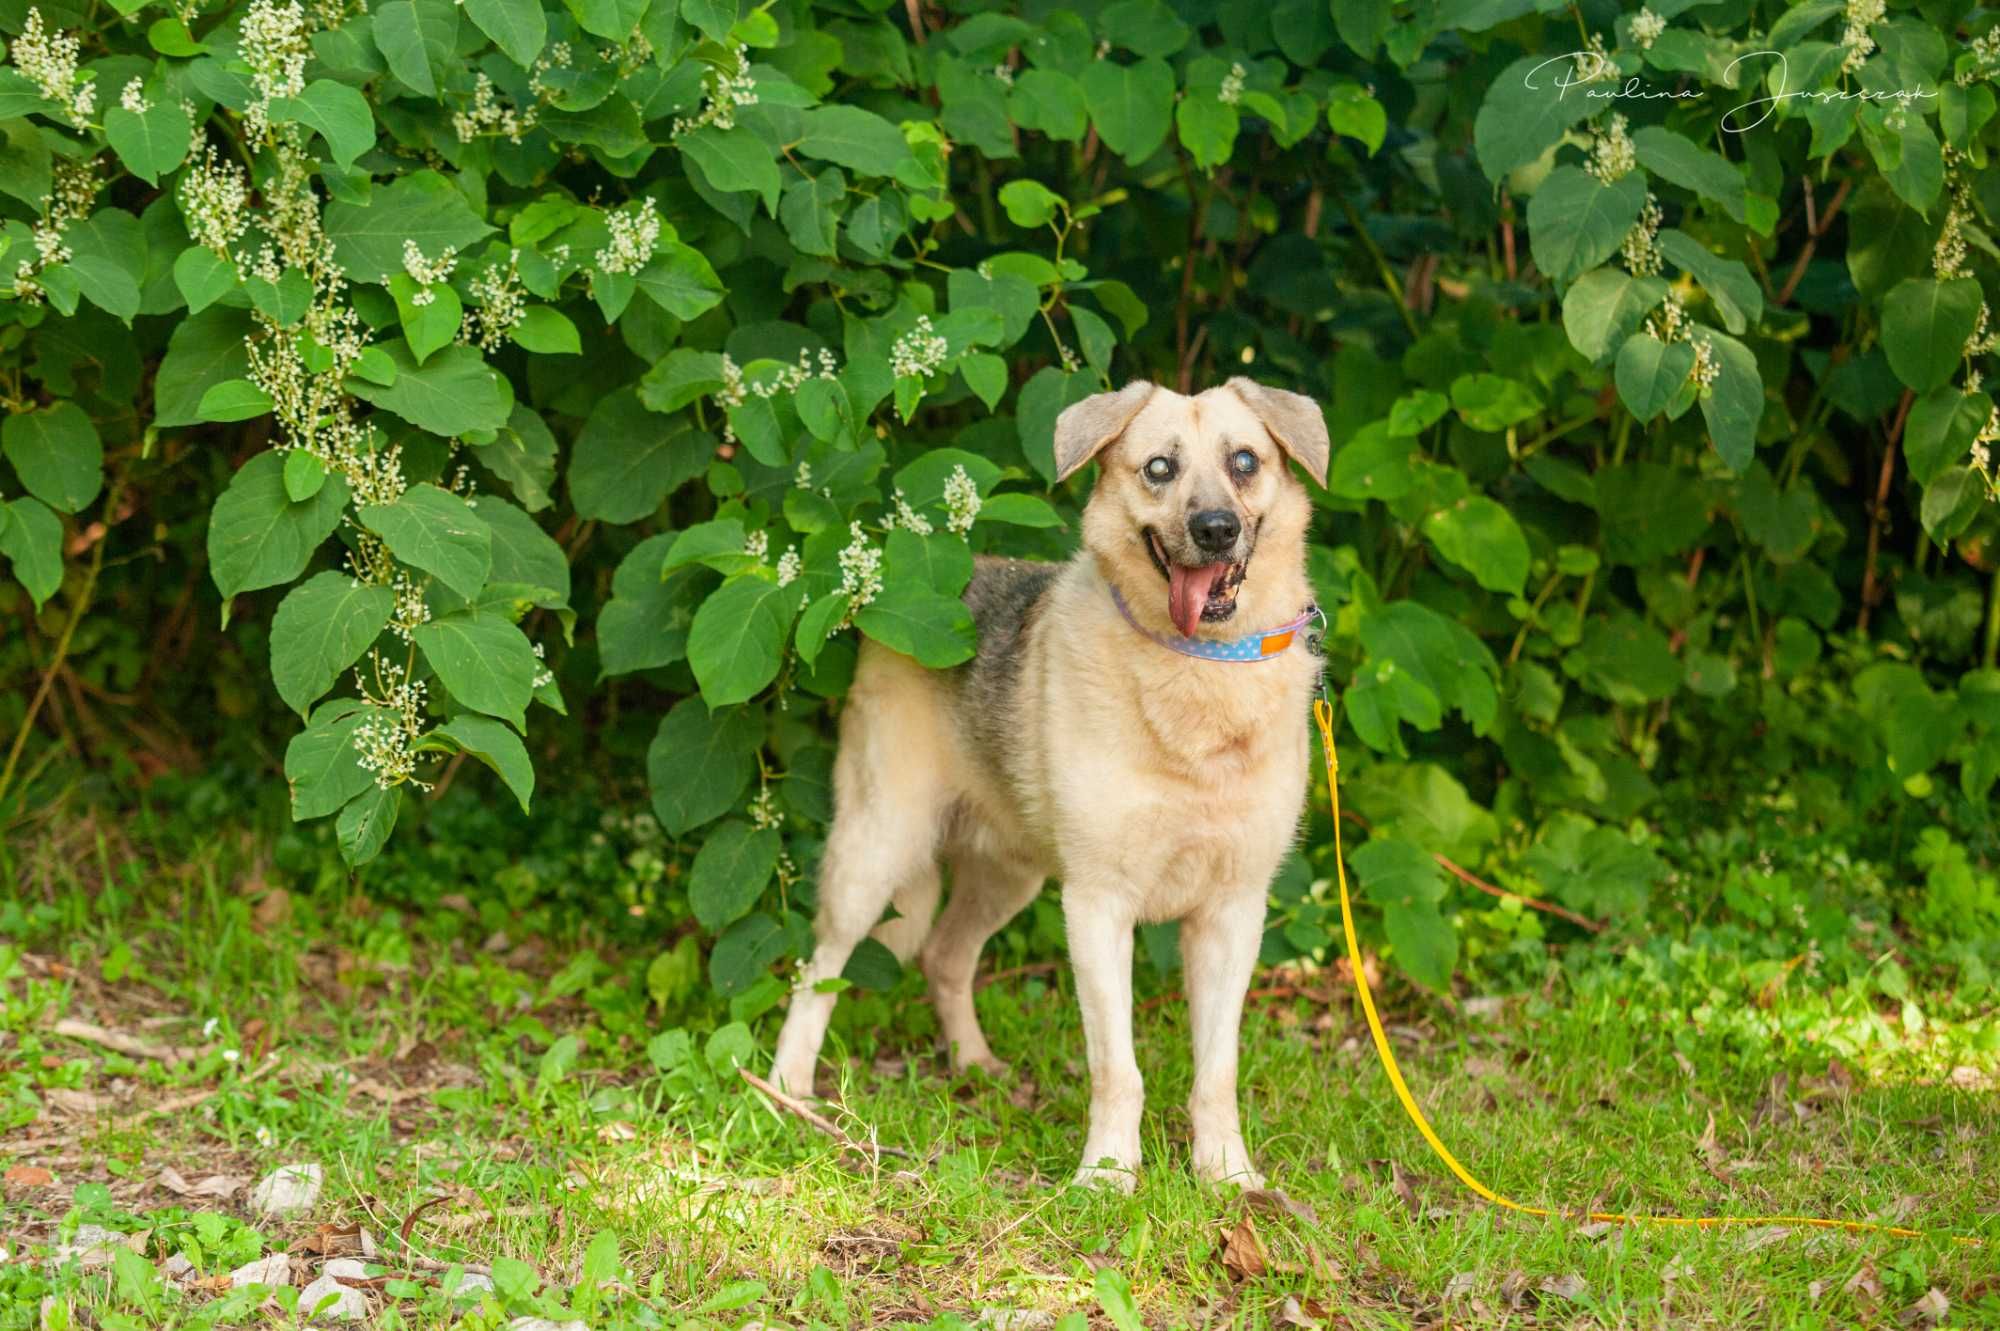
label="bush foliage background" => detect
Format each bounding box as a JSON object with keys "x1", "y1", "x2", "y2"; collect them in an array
[{"x1": 5, "y1": 0, "x2": 2000, "y2": 1003}]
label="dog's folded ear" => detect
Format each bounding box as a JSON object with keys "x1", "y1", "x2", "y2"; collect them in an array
[
  {"x1": 1227, "y1": 378, "x2": 1330, "y2": 487},
  {"x1": 1054, "y1": 381, "x2": 1155, "y2": 482}
]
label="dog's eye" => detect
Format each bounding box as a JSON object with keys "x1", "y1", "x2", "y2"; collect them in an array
[
  {"x1": 1231, "y1": 448, "x2": 1259, "y2": 476},
  {"x1": 1144, "y1": 456, "x2": 1177, "y2": 482}
]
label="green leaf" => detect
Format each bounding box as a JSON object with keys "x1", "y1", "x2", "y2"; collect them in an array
[
  {"x1": 885, "y1": 528, "x2": 973, "y2": 597},
  {"x1": 1423, "y1": 496, "x2": 1530, "y2": 595},
  {"x1": 285, "y1": 704, "x2": 382, "y2": 820},
  {"x1": 1080, "y1": 58, "x2": 1175, "y2": 165},
  {"x1": 336, "y1": 784, "x2": 400, "y2": 866},
  {"x1": 348, "y1": 342, "x2": 512, "y2": 436},
  {"x1": 599, "y1": 533, "x2": 696, "y2": 675},
  {"x1": 647, "y1": 697, "x2": 762, "y2": 836},
  {"x1": 3, "y1": 401, "x2": 102, "y2": 514},
  {"x1": 464, "y1": 0, "x2": 546, "y2": 66},
  {"x1": 1882, "y1": 277, "x2": 1982, "y2": 393},
  {"x1": 1698, "y1": 331, "x2": 1763, "y2": 472},
  {"x1": 570, "y1": 391, "x2": 708, "y2": 523},
  {"x1": 173, "y1": 247, "x2": 237, "y2": 315},
  {"x1": 688, "y1": 818, "x2": 780, "y2": 931},
  {"x1": 359, "y1": 483, "x2": 493, "y2": 600},
  {"x1": 680, "y1": 0, "x2": 737, "y2": 42},
  {"x1": 1474, "y1": 55, "x2": 1605, "y2": 180},
  {"x1": 688, "y1": 573, "x2": 800, "y2": 706},
  {"x1": 372, "y1": 0, "x2": 455, "y2": 94},
  {"x1": 207, "y1": 452, "x2": 351, "y2": 604},
  {"x1": 269, "y1": 571, "x2": 394, "y2": 716},
  {"x1": 413, "y1": 609, "x2": 539, "y2": 728},
  {"x1": 1614, "y1": 333, "x2": 1695, "y2": 423},
  {"x1": 796, "y1": 104, "x2": 909, "y2": 175},
  {"x1": 1010, "y1": 69, "x2": 1087, "y2": 141},
  {"x1": 1561, "y1": 268, "x2": 1666, "y2": 365},
  {"x1": 1631, "y1": 125, "x2": 1746, "y2": 221},
  {"x1": 103, "y1": 101, "x2": 190, "y2": 185},
  {"x1": 196, "y1": 379, "x2": 275, "y2": 423},
  {"x1": 1564, "y1": 614, "x2": 1682, "y2": 703},
  {"x1": 510, "y1": 304, "x2": 581, "y2": 355},
  {"x1": 1326, "y1": 85, "x2": 1387, "y2": 156},
  {"x1": 283, "y1": 450, "x2": 326, "y2": 502},
  {"x1": 1175, "y1": 94, "x2": 1238, "y2": 170},
  {"x1": 1093, "y1": 1268, "x2": 1145, "y2": 1331},
  {"x1": 324, "y1": 171, "x2": 495, "y2": 282},
  {"x1": 0, "y1": 119, "x2": 50, "y2": 210},
  {"x1": 709, "y1": 913, "x2": 787, "y2": 995},
  {"x1": 435, "y1": 714, "x2": 535, "y2": 813},
  {"x1": 780, "y1": 168, "x2": 844, "y2": 256},
  {"x1": 1449, "y1": 373, "x2": 1543, "y2": 432},
  {"x1": 1920, "y1": 466, "x2": 1983, "y2": 541},
  {"x1": 478, "y1": 404, "x2": 559, "y2": 511},
  {"x1": 273, "y1": 79, "x2": 375, "y2": 166},
  {"x1": 1327, "y1": 423, "x2": 1417, "y2": 501},
  {"x1": 853, "y1": 582, "x2": 977, "y2": 667},
  {"x1": 1905, "y1": 387, "x2": 1991, "y2": 484},
  {"x1": 635, "y1": 244, "x2": 726, "y2": 320},
  {"x1": 0, "y1": 496, "x2": 63, "y2": 610},
  {"x1": 998, "y1": 179, "x2": 1064, "y2": 228},
  {"x1": 387, "y1": 273, "x2": 464, "y2": 365},
  {"x1": 681, "y1": 125, "x2": 781, "y2": 213},
  {"x1": 978, "y1": 492, "x2": 1063, "y2": 528},
  {"x1": 1656, "y1": 230, "x2": 1761, "y2": 335},
  {"x1": 1349, "y1": 838, "x2": 1455, "y2": 991},
  {"x1": 1526, "y1": 166, "x2": 1646, "y2": 285}
]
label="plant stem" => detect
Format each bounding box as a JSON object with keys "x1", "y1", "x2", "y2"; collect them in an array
[
  {"x1": 1333, "y1": 190, "x2": 1420, "y2": 339},
  {"x1": 1985, "y1": 563, "x2": 2000, "y2": 670},
  {"x1": 0, "y1": 469, "x2": 125, "y2": 815}
]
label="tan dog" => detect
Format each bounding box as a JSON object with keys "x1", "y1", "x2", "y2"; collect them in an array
[{"x1": 769, "y1": 378, "x2": 1328, "y2": 1189}]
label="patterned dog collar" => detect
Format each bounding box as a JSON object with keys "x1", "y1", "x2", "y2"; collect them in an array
[{"x1": 1109, "y1": 585, "x2": 1320, "y2": 662}]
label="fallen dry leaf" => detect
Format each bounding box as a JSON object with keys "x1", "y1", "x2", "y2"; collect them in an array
[
  {"x1": 1902, "y1": 1288, "x2": 1949, "y2": 1326},
  {"x1": 1539, "y1": 1273, "x2": 1588, "y2": 1300},
  {"x1": 1241, "y1": 1188, "x2": 1320, "y2": 1226},
  {"x1": 4, "y1": 1165, "x2": 54, "y2": 1189},
  {"x1": 1737, "y1": 1225, "x2": 1793, "y2": 1251},
  {"x1": 1220, "y1": 1213, "x2": 1269, "y2": 1281},
  {"x1": 1389, "y1": 1160, "x2": 1421, "y2": 1218},
  {"x1": 1443, "y1": 1272, "x2": 1477, "y2": 1300},
  {"x1": 1273, "y1": 1293, "x2": 1322, "y2": 1328},
  {"x1": 45, "y1": 1087, "x2": 110, "y2": 1116},
  {"x1": 51, "y1": 1018, "x2": 192, "y2": 1063},
  {"x1": 1845, "y1": 1261, "x2": 1882, "y2": 1303},
  {"x1": 158, "y1": 1167, "x2": 245, "y2": 1199}
]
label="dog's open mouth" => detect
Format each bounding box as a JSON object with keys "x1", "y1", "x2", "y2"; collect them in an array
[{"x1": 1145, "y1": 529, "x2": 1247, "y2": 636}]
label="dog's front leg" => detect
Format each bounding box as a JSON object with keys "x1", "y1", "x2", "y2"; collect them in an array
[
  {"x1": 1181, "y1": 888, "x2": 1267, "y2": 1189},
  {"x1": 1062, "y1": 886, "x2": 1143, "y2": 1191}
]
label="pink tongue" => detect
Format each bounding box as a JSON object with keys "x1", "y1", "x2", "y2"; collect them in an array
[{"x1": 1168, "y1": 563, "x2": 1228, "y2": 637}]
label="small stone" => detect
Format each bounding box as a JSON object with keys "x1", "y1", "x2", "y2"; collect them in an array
[
  {"x1": 55, "y1": 1224, "x2": 128, "y2": 1266},
  {"x1": 250, "y1": 1162, "x2": 322, "y2": 1216},
  {"x1": 161, "y1": 1253, "x2": 195, "y2": 1280},
  {"x1": 450, "y1": 1271, "x2": 495, "y2": 1299},
  {"x1": 507, "y1": 1319, "x2": 588, "y2": 1331},
  {"x1": 299, "y1": 1273, "x2": 368, "y2": 1322},
  {"x1": 322, "y1": 1257, "x2": 369, "y2": 1280},
  {"x1": 230, "y1": 1253, "x2": 291, "y2": 1288},
  {"x1": 977, "y1": 1311, "x2": 1055, "y2": 1331}
]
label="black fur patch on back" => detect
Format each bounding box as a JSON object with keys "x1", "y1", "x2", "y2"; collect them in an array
[{"x1": 952, "y1": 557, "x2": 1059, "y2": 759}]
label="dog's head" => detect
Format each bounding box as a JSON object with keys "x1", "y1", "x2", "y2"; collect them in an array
[{"x1": 1057, "y1": 378, "x2": 1327, "y2": 638}]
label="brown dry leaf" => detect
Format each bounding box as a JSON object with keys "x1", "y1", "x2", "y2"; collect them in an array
[
  {"x1": 1220, "y1": 1213, "x2": 1269, "y2": 1281},
  {"x1": 1539, "y1": 1273, "x2": 1588, "y2": 1300},
  {"x1": 1241, "y1": 1189, "x2": 1320, "y2": 1226},
  {"x1": 1737, "y1": 1225, "x2": 1793, "y2": 1251},
  {"x1": 4, "y1": 1164, "x2": 54, "y2": 1189},
  {"x1": 252, "y1": 888, "x2": 291, "y2": 929},
  {"x1": 156, "y1": 1166, "x2": 243, "y2": 1198},
  {"x1": 297, "y1": 1223, "x2": 374, "y2": 1259},
  {"x1": 1808, "y1": 1280, "x2": 1827, "y2": 1303},
  {"x1": 595, "y1": 1121, "x2": 638, "y2": 1143},
  {"x1": 351, "y1": 1078, "x2": 429, "y2": 1106},
  {"x1": 1672, "y1": 1051, "x2": 1697, "y2": 1079},
  {"x1": 1902, "y1": 1289, "x2": 1950, "y2": 1326},
  {"x1": 1845, "y1": 1261, "x2": 1882, "y2": 1303},
  {"x1": 1575, "y1": 1220, "x2": 1617, "y2": 1240},
  {"x1": 1389, "y1": 1160, "x2": 1421, "y2": 1218},
  {"x1": 1273, "y1": 1294, "x2": 1321, "y2": 1328},
  {"x1": 45, "y1": 1088, "x2": 110, "y2": 1116},
  {"x1": 1499, "y1": 1270, "x2": 1532, "y2": 1310},
  {"x1": 1443, "y1": 1272, "x2": 1478, "y2": 1301}
]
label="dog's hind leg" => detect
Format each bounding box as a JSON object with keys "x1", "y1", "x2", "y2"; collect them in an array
[
  {"x1": 769, "y1": 650, "x2": 950, "y2": 1097},
  {"x1": 1181, "y1": 888, "x2": 1267, "y2": 1189},
  {"x1": 920, "y1": 855, "x2": 1043, "y2": 1076}
]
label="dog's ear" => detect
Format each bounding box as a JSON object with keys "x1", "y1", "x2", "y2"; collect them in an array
[
  {"x1": 1227, "y1": 378, "x2": 1329, "y2": 487},
  {"x1": 1053, "y1": 381, "x2": 1155, "y2": 482}
]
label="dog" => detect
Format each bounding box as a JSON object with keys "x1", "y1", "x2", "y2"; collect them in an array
[{"x1": 768, "y1": 377, "x2": 1329, "y2": 1190}]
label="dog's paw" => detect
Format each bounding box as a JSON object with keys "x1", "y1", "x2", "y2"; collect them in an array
[
  {"x1": 955, "y1": 1052, "x2": 1013, "y2": 1082},
  {"x1": 1193, "y1": 1141, "x2": 1264, "y2": 1191},
  {"x1": 767, "y1": 1056, "x2": 817, "y2": 1099},
  {"x1": 1069, "y1": 1161, "x2": 1139, "y2": 1193}
]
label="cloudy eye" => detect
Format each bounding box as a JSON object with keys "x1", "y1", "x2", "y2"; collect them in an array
[
  {"x1": 1144, "y1": 456, "x2": 1177, "y2": 482},
  {"x1": 1231, "y1": 448, "x2": 1259, "y2": 476}
]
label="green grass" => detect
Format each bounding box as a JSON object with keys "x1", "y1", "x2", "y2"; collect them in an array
[{"x1": 3, "y1": 815, "x2": 1998, "y2": 1330}]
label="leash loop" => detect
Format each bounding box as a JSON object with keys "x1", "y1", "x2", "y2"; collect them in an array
[{"x1": 1311, "y1": 696, "x2": 1981, "y2": 1249}]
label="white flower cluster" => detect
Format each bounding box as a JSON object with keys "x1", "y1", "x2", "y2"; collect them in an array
[
  {"x1": 1966, "y1": 301, "x2": 1999, "y2": 361},
  {"x1": 1629, "y1": 8, "x2": 1665, "y2": 50},
  {"x1": 351, "y1": 655, "x2": 432, "y2": 791},
  {"x1": 119, "y1": 77, "x2": 150, "y2": 114},
  {"x1": 1690, "y1": 334, "x2": 1720, "y2": 390},
  {"x1": 748, "y1": 783, "x2": 784, "y2": 830},
  {"x1": 532, "y1": 641, "x2": 554, "y2": 689},
  {"x1": 464, "y1": 249, "x2": 526, "y2": 351},
  {"x1": 1588, "y1": 113, "x2": 1636, "y2": 183},
  {"x1": 837, "y1": 521, "x2": 883, "y2": 620},
  {"x1": 775, "y1": 546, "x2": 801, "y2": 587},
  {"x1": 527, "y1": 41, "x2": 573, "y2": 101},
  {"x1": 595, "y1": 197, "x2": 661, "y2": 276},
  {"x1": 453, "y1": 73, "x2": 537, "y2": 144},
  {"x1": 11, "y1": 157, "x2": 97, "y2": 305},
  {"x1": 389, "y1": 571, "x2": 430, "y2": 641},
  {"x1": 1621, "y1": 193, "x2": 1663, "y2": 277},
  {"x1": 1840, "y1": 0, "x2": 1884, "y2": 74},
  {"x1": 891, "y1": 315, "x2": 949, "y2": 379},
  {"x1": 1218, "y1": 62, "x2": 1245, "y2": 106},
  {"x1": 1935, "y1": 173, "x2": 1973, "y2": 280},
  {"x1": 181, "y1": 140, "x2": 251, "y2": 255},
  {"x1": 401, "y1": 240, "x2": 456, "y2": 305},
  {"x1": 241, "y1": 0, "x2": 310, "y2": 137},
  {"x1": 943, "y1": 464, "x2": 981, "y2": 535},
  {"x1": 10, "y1": 9, "x2": 94, "y2": 124},
  {"x1": 1571, "y1": 33, "x2": 1614, "y2": 84},
  {"x1": 744, "y1": 528, "x2": 769, "y2": 562},
  {"x1": 671, "y1": 44, "x2": 758, "y2": 136},
  {"x1": 794, "y1": 461, "x2": 813, "y2": 490},
  {"x1": 1645, "y1": 290, "x2": 1690, "y2": 344},
  {"x1": 991, "y1": 63, "x2": 1014, "y2": 89},
  {"x1": 1960, "y1": 29, "x2": 2000, "y2": 87},
  {"x1": 885, "y1": 488, "x2": 932, "y2": 535}
]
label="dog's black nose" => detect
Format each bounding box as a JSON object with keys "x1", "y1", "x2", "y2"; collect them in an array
[{"x1": 1188, "y1": 509, "x2": 1240, "y2": 556}]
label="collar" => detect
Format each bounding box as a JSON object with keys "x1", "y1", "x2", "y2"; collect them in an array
[{"x1": 1109, "y1": 584, "x2": 1320, "y2": 662}]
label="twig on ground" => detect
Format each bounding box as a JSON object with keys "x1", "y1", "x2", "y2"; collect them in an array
[
  {"x1": 976, "y1": 962, "x2": 1060, "y2": 991},
  {"x1": 50, "y1": 1018, "x2": 196, "y2": 1063},
  {"x1": 738, "y1": 1068, "x2": 915, "y2": 1162}
]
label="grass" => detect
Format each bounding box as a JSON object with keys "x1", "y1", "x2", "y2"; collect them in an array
[{"x1": 3, "y1": 810, "x2": 1998, "y2": 1330}]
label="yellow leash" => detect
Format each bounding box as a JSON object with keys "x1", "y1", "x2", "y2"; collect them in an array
[{"x1": 1312, "y1": 698, "x2": 1983, "y2": 1249}]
